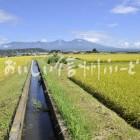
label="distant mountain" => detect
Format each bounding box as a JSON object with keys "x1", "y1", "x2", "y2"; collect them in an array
[{"x1": 1, "y1": 39, "x2": 140, "y2": 52}]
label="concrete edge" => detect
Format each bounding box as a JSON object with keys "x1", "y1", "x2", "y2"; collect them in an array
[
  {"x1": 8, "y1": 66, "x2": 31, "y2": 140},
  {"x1": 36, "y1": 61, "x2": 71, "y2": 140}
]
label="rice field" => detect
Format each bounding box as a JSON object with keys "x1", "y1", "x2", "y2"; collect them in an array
[
  {"x1": 65, "y1": 53, "x2": 140, "y2": 62},
  {"x1": 0, "y1": 56, "x2": 32, "y2": 139},
  {"x1": 69, "y1": 54, "x2": 140, "y2": 127},
  {"x1": 38, "y1": 57, "x2": 140, "y2": 139},
  {"x1": 0, "y1": 56, "x2": 33, "y2": 81}
]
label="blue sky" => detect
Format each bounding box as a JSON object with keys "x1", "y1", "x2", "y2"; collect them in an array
[{"x1": 0, "y1": 0, "x2": 140, "y2": 48}]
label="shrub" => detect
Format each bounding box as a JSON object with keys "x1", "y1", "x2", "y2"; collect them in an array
[{"x1": 47, "y1": 54, "x2": 67, "y2": 64}]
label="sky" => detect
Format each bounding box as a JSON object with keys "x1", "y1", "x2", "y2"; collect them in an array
[{"x1": 0, "y1": 0, "x2": 140, "y2": 48}]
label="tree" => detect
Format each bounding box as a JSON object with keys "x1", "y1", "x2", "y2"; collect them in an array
[{"x1": 92, "y1": 48, "x2": 98, "y2": 53}]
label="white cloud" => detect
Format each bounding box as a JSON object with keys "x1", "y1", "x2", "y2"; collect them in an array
[
  {"x1": 111, "y1": 5, "x2": 139, "y2": 14},
  {"x1": 120, "y1": 41, "x2": 130, "y2": 48},
  {"x1": 40, "y1": 38, "x2": 47, "y2": 42},
  {"x1": 119, "y1": 41, "x2": 140, "y2": 48},
  {"x1": 73, "y1": 31, "x2": 140, "y2": 49},
  {"x1": 134, "y1": 41, "x2": 140, "y2": 48},
  {"x1": 84, "y1": 37, "x2": 100, "y2": 43},
  {"x1": 73, "y1": 31, "x2": 110, "y2": 43},
  {"x1": 124, "y1": 41, "x2": 129, "y2": 47},
  {"x1": 0, "y1": 37, "x2": 8, "y2": 45},
  {"x1": 0, "y1": 9, "x2": 17, "y2": 23},
  {"x1": 111, "y1": 0, "x2": 140, "y2": 14}
]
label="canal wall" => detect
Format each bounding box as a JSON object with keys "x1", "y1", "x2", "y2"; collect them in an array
[
  {"x1": 9, "y1": 65, "x2": 31, "y2": 140},
  {"x1": 37, "y1": 62, "x2": 71, "y2": 140}
]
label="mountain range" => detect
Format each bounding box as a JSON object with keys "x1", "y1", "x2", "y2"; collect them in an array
[{"x1": 1, "y1": 39, "x2": 140, "y2": 52}]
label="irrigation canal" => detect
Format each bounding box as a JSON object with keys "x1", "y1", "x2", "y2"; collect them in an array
[{"x1": 21, "y1": 61, "x2": 57, "y2": 140}]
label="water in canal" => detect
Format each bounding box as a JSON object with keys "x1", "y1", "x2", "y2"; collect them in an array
[{"x1": 22, "y1": 61, "x2": 56, "y2": 140}]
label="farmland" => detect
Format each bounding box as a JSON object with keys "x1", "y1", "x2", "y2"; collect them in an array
[
  {"x1": 0, "y1": 53, "x2": 140, "y2": 140},
  {"x1": 65, "y1": 53, "x2": 140, "y2": 62},
  {"x1": 0, "y1": 56, "x2": 32, "y2": 139},
  {"x1": 38, "y1": 54, "x2": 140, "y2": 140},
  {"x1": 68, "y1": 53, "x2": 140, "y2": 127}
]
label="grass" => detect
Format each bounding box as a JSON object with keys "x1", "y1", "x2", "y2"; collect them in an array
[
  {"x1": 38, "y1": 58, "x2": 140, "y2": 140},
  {"x1": 70, "y1": 60, "x2": 140, "y2": 128},
  {"x1": 0, "y1": 56, "x2": 32, "y2": 140}
]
